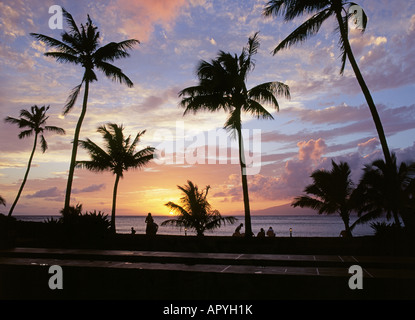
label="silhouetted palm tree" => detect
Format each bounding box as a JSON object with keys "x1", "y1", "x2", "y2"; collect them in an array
[
  {"x1": 4, "y1": 105, "x2": 65, "y2": 216},
  {"x1": 353, "y1": 154, "x2": 415, "y2": 230},
  {"x1": 179, "y1": 32, "x2": 290, "y2": 237},
  {"x1": 31, "y1": 9, "x2": 139, "y2": 213},
  {"x1": 161, "y1": 180, "x2": 236, "y2": 236},
  {"x1": 292, "y1": 160, "x2": 355, "y2": 236},
  {"x1": 77, "y1": 123, "x2": 155, "y2": 233},
  {"x1": 263, "y1": 0, "x2": 392, "y2": 166}
]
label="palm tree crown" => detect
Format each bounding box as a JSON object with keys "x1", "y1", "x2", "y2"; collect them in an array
[
  {"x1": 31, "y1": 8, "x2": 139, "y2": 213},
  {"x1": 161, "y1": 180, "x2": 236, "y2": 236},
  {"x1": 179, "y1": 32, "x2": 290, "y2": 237},
  {"x1": 353, "y1": 153, "x2": 415, "y2": 230},
  {"x1": 77, "y1": 123, "x2": 155, "y2": 232},
  {"x1": 31, "y1": 9, "x2": 138, "y2": 114},
  {"x1": 263, "y1": 0, "x2": 392, "y2": 166},
  {"x1": 4, "y1": 105, "x2": 65, "y2": 216},
  {"x1": 292, "y1": 160, "x2": 355, "y2": 236}
]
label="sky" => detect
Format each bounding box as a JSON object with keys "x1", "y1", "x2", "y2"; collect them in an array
[{"x1": 0, "y1": 0, "x2": 414, "y2": 217}]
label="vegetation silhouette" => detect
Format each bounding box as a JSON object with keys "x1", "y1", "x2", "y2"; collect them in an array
[
  {"x1": 292, "y1": 160, "x2": 355, "y2": 237},
  {"x1": 263, "y1": 0, "x2": 392, "y2": 166},
  {"x1": 353, "y1": 153, "x2": 415, "y2": 231},
  {"x1": 31, "y1": 8, "x2": 139, "y2": 213},
  {"x1": 4, "y1": 105, "x2": 65, "y2": 216},
  {"x1": 161, "y1": 181, "x2": 237, "y2": 236},
  {"x1": 179, "y1": 32, "x2": 290, "y2": 237},
  {"x1": 77, "y1": 123, "x2": 155, "y2": 233},
  {"x1": 0, "y1": 196, "x2": 5, "y2": 207}
]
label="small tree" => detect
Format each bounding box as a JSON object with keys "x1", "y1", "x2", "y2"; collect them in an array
[
  {"x1": 292, "y1": 160, "x2": 355, "y2": 236},
  {"x1": 77, "y1": 123, "x2": 155, "y2": 233},
  {"x1": 353, "y1": 153, "x2": 415, "y2": 231},
  {"x1": 161, "y1": 181, "x2": 236, "y2": 236}
]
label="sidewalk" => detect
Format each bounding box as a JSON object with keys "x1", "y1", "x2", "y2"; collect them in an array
[{"x1": 1, "y1": 247, "x2": 414, "y2": 299}]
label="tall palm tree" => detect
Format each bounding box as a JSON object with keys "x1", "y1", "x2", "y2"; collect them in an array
[
  {"x1": 161, "y1": 180, "x2": 236, "y2": 236},
  {"x1": 179, "y1": 32, "x2": 290, "y2": 237},
  {"x1": 292, "y1": 160, "x2": 355, "y2": 236},
  {"x1": 352, "y1": 153, "x2": 415, "y2": 230},
  {"x1": 31, "y1": 9, "x2": 139, "y2": 213},
  {"x1": 263, "y1": 0, "x2": 392, "y2": 166},
  {"x1": 76, "y1": 123, "x2": 155, "y2": 233},
  {"x1": 4, "y1": 105, "x2": 65, "y2": 216}
]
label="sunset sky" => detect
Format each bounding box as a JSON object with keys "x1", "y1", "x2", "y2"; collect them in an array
[{"x1": 1, "y1": 0, "x2": 414, "y2": 217}]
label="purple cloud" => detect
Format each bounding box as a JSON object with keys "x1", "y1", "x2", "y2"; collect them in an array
[{"x1": 72, "y1": 184, "x2": 105, "y2": 194}]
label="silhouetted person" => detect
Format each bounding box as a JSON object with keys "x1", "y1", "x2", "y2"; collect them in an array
[
  {"x1": 257, "y1": 228, "x2": 265, "y2": 238},
  {"x1": 233, "y1": 223, "x2": 243, "y2": 237},
  {"x1": 266, "y1": 226, "x2": 275, "y2": 237},
  {"x1": 145, "y1": 212, "x2": 158, "y2": 236},
  {"x1": 131, "y1": 227, "x2": 136, "y2": 235}
]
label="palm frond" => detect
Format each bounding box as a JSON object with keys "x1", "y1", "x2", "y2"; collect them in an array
[
  {"x1": 62, "y1": 8, "x2": 81, "y2": 37},
  {"x1": 44, "y1": 52, "x2": 81, "y2": 65},
  {"x1": 244, "y1": 100, "x2": 274, "y2": 120},
  {"x1": 18, "y1": 129, "x2": 34, "y2": 139},
  {"x1": 93, "y1": 39, "x2": 140, "y2": 62},
  {"x1": 40, "y1": 134, "x2": 48, "y2": 153},
  {"x1": 45, "y1": 126, "x2": 66, "y2": 135},
  {"x1": 63, "y1": 83, "x2": 82, "y2": 115},
  {"x1": 263, "y1": 0, "x2": 331, "y2": 20},
  {"x1": 29, "y1": 33, "x2": 78, "y2": 55},
  {"x1": 272, "y1": 8, "x2": 332, "y2": 54},
  {"x1": 94, "y1": 61, "x2": 134, "y2": 87}
]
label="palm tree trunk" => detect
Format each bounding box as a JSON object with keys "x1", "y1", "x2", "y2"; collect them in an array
[
  {"x1": 64, "y1": 80, "x2": 90, "y2": 212},
  {"x1": 111, "y1": 174, "x2": 121, "y2": 233},
  {"x1": 340, "y1": 210, "x2": 352, "y2": 237},
  {"x1": 335, "y1": 11, "x2": 392, "y2": 166},
  {"x1": 236, "y1": 123, "x2": 253, "y2": 238},
  {"x1": 8, "y1": 134, "x2": 38, "y2": 216}
]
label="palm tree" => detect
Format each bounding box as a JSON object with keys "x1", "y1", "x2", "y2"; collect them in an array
[
  {"x1": 4, "y1": 105, "x2": 65, "y2": 216},
  {"x1": 161, "y1": 180, "x2": 236, "y2": 236},
  {"x1": 76, "y1": 123, "x2": 155, "y2": 233},
  {"x1": 31, "y1": 9, "x2": 139, "y2": 213},
  {"x1": 263, "y1": 0, "x2": 392, "y2": 166},
  {"x1": 179, "y1": 32, "x2": 290, "y2": 237},
  {"x1": 292, "y1": 160, "x2": 355, "y2": 236},
  {"x1": 352, "y1": 153, "x2": 415, "y2": 231}
]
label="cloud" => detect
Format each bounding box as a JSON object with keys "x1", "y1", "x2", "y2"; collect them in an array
[
  {"x1": 107, "y1": 0, "x2": 189, "y2": 41},
  {"x1": 208, "y1": 37, "x2": 216, "y2": 45},
  {"x1": 72, "y1": 184, "x2": 106, "y2": 194},
  {"x1": 215, "y1": 138, "x2": 329, "y2": 202},
  {"x1": 357, "y1": 137, "x2": 379, "y2": 157},
  {"x1": 26, "y1": 187, "x2": 61, "y2": 199}
]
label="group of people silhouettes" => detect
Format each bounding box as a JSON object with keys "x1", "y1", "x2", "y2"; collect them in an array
[{"x1": 232, "y1": 223, "x2": 276, "y2": 237}]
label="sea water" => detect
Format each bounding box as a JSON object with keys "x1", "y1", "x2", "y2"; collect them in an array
[{"x1": 15, "y1": 215, "x2": 380, "y2": 237}]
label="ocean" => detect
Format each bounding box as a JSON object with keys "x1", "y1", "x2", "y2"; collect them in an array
[{"x1": 14, "y1": 214, "x2": 382, "y2": 237}]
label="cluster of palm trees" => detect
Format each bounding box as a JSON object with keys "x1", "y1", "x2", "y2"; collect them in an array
[
  {"x1": 2, "y1": 1, "x2": 409, "y2": 237},
  {"x1": 292, "y1": 155, "x2": 415, "y2": 237},
  {"x1": 3, "y1": 9, "x2": 152, "y2": 233}
]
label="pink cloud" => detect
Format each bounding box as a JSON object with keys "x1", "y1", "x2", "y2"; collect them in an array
[
  {"x1": 297, "y1": 138, "x2": 327, "y2": 162},
  {"x1": 109, "y1": 0, "x2": 188, "y2": 41},
  {"x1": 357, "y1": 137, "x2": 379, "y2": 157}
]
